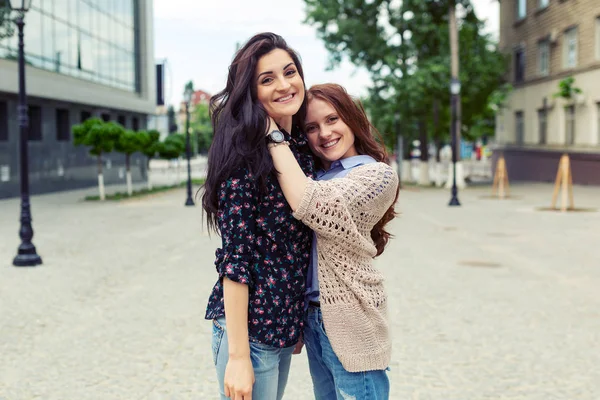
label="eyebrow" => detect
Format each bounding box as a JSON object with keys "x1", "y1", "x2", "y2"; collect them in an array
[{"x1": 256, "y1": 62, "x2": 295, "y2": 81}]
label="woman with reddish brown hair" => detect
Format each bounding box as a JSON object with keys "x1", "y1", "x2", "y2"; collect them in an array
[{"x1": 267, "y1": 83, "x2": 399, "y2": 399}]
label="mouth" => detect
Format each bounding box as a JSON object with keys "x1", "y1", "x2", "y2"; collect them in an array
[
  {"x1": 274, "y1": 93, "x2": 296, "y2": 103},
  {"x1": 321, "y1": 139, "x2": 340, "y2": 149}
]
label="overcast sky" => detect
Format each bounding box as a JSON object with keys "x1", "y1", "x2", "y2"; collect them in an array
[{"x1": 153, "y1": 0, "x2": 499, "y2": 106}]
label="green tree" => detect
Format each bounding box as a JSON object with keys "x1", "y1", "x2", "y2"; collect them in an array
[
  {"x1": 304, "y1": 0, "x2": 507, "y2": 159},
  {"x1": 191, "y1": 102, "x2": 213, "y2": 154},
  {"x1": 72, "y1": 118, "x2": 119, "y2": 200},
  {"x1": 139, "y1": 129, "x2": 161, "y2": 190},
  {"x1": 157, "y1": 133, "x2": 185, "y2": 160},
  {"x1": 114, "y1": 127, "x2": 145, "y2": 196}
]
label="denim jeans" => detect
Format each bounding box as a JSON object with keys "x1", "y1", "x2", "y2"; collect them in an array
[
  {"x1": 211, "y1": 317, "x2": 296, "y2": 400},
  {"x1": 303, "y1": 307, "x2": 390, "y2": 400}
]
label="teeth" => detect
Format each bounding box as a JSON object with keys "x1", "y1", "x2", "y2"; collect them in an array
[
  {"x1": 277, "y1": 94, "x2": 293, "y2": 102},
  {"x1": 323, "y1": 139, "x2": 339, "y2": 148}
]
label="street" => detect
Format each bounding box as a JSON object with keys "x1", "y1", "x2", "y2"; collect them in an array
[{"x1": 1, "y1": 182, "x2": 599, "y2": 399}]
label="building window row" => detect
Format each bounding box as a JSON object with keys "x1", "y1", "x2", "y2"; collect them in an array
[
  {"x1": 0, "y1": 0, "x2": 137, "y2": 92},
  {"x1": 0, "y1": 104, "x2": 139, "y2": 143},
  {"x1": 516, "y1": 24, "x2": 586, "y2": 82},
  {"x1": 513, "y1": 105, "x2": 600, "y2": 146}
]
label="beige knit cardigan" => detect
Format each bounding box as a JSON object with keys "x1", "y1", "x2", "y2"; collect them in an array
[{"x1": 293, "y1": 162, "x2": 399, "y2": 373}]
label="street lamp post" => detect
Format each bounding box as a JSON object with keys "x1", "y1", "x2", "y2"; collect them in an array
[
  {"x1": 183, "y1": 86, "x2": 194, "y2": 207},
  {"x1": 8, "y1": 0, "x2": 42, "y2": 267},
  {"x1": 448, "y1": 78, "x2": 461, "y2": 207},
  {"x1": 394, "y1": 112, "x2": 403, "y2": 188}
]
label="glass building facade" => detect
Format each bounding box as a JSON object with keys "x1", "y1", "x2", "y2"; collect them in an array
[{"x1": 0, "y1": 0, "x2": 137, "y2": 92}]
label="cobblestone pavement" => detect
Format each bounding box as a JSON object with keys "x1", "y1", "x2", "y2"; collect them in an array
[{"x1": 1, "y1": 182, "x2": 599, "y2": 400}]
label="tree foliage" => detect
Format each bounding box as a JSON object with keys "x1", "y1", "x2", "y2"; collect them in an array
[
  {"x1": 191, "y1": 103, "x2": 213, "y2": 154},
  {"x1": 303, "y1": 0, "x2": 508, "y2": 148},
  {"x1": 157, "y1": 134, "x2": 185, "y2": 160},
  {"x1": 72, "y1": 118, "x2": 119, "y2": 157},
  {"x1": 140, "y1": 129, "x2": 161, "y2": 159},
  {"x1": 114, "y1": 127, "x2": 145, "y2": 156},
  {"x1": 553, "y1": 76, "x2": 582, "y2": 100}
]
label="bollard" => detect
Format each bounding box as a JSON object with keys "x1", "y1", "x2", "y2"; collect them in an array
[
  {"x1": 492, "y1": 155, "x2": 510, "y2": 199},
  {"x1": 550, "y1": 154, "x2": 574, "y2": 212}
]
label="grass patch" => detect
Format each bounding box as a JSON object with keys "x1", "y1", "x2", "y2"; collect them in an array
[{"x1": 85, "y1": 178, "x2": 206, "y2": 201}]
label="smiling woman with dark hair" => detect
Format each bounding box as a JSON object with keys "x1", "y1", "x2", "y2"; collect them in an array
[{"x1": 202, "y1": 33, "x2": 314, "y2": 400}]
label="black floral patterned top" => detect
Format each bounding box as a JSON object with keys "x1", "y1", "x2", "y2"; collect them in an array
[{"x1": 205, "y1": 126, "x2": 314, "y2": 348}]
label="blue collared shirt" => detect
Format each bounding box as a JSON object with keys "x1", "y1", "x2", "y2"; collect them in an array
[{"x1": 305, "y1": 155, "x2": 378, "y2": 305}]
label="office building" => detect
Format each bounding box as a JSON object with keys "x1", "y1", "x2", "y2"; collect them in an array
[
  {"x1": 495, "y1": 0, "x2": 600, "y2": 184},
  {"x1": 0, "y1": 0, "x2": 156, "y2": 198}
]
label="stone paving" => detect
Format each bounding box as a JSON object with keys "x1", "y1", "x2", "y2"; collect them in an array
[{"x1": 1, "y1": 181, "x2": 599, "y2": 399}]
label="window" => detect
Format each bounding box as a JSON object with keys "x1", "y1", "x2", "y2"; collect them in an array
[
  {"x1": 538, "y1": 40, "x2": 550, "y2": 76},
  {"x1": 0, "y1": 1, "x2": 137, "y2": 92},
  {"x1": 596, "y1": 17, "x2": 600, "y2": 60},
  {"x1": 564, "y1": 27, "x2": 578, "y2": 68},
  {"x1": 132, "y1": 117, "x2": 139, "y2": 131},
  {"x1": 0, "y1": 101, "x2": 7, "y2": 142},
  {"x1": 28, "y1": 106, "x2": 42, "y2": 141},
  {"x1": 56, "y1": 109, "x2": 70, "y2": 141},
  {"x1": 118, "y1": 115, "x2": 126, "y2": 127},
  {"x1": 517, "y1": 0, "x2": 527, "y2": 19},
  {"x1": 514, "y1": 48, "x2": 525, "y2": 83},
  {"x1": 539, "y1": 0, "x2": 549, "y2": 8},
  {"x1": 101, "y1": 113, "x2": 110, "y2": 122},
  {"x1": 515, "y1": 111, "x2": 524, "y2": 145},
  {"x1": 81, "y1": 111, "x2": 92, "y2": 122},
  {"x1": 565, "y1": 106, "x2": 575, "y2": 145},
  {"x1": 538, "y1": 109, "x2": 547, "y2": 144}
]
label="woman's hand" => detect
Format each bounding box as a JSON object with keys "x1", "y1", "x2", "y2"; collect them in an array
[
  {"x1": 293, "y1": 334, "x2": 304, "y2": 355},
  {"x1": 224, "y1": 356, "x2": 255, "y2": 400}
]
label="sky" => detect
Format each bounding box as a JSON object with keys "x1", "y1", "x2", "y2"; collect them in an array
[{"x1": 153, "y1": 0, "x2": 499, "y2": 107}]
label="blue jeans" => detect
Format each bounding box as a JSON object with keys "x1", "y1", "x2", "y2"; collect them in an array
[
  {"x1": 303, "y1": 307, "x2": 390, "y2": 400},
  {"x1": 211, "y1": 317, "x2": 296, "y2": 400}
]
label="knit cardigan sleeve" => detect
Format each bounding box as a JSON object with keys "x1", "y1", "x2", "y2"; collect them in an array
[{"x1": 293, "y1": 162, "x2": 398, "y2": 245}]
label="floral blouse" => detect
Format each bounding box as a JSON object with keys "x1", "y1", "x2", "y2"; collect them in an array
[{"x1": 205, "y1": 126, "x2": 314, "y2": 348}]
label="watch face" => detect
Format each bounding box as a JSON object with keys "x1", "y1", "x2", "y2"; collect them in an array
[{"x1": 270, "y1": 130, "x2": 285, "y2": 143}]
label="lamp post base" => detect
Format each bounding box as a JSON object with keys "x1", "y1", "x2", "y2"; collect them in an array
[
  {"x1": 13, "y1": 245, "x2": 42, "y2": 267},
  {"x1": 185, "y1": 197, "x2": 195, "y2": 207},
  {"x1": 448, "y1": 194, "x2": 461, "y2": 207}
]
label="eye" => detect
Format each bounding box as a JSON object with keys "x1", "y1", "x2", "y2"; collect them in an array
[
  {"x1": 285, "y1": 69, "x2": 297, "y2": 76},
  {"x1": 327, "y1": 115, "x2": 338, "y2": 123},
  {"x1": 305, "y1": 125, "x2": 317, "y2": 134},
  {"x1": 261, "y1": 77, "x2": 273, "y2": 85}
]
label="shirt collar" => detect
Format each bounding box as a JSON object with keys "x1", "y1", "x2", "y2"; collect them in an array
[{"x1": 317, "y1": 155, "x2": 376, "y2": 178}]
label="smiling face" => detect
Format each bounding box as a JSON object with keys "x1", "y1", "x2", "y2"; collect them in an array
[
  {"x1": 305, "y1": 97, "x2": 358, "y2": 170},
  {"x1": 255, "y1": 49, "x2": 305, "y2": 122}
]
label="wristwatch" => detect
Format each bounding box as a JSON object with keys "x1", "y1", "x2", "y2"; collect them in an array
[{"x1": 266, "y1": 129, "x2": 286, "y2": 144}]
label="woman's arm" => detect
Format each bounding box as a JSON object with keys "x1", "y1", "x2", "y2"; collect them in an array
[
  {"x1": 223, "y1": 278, "x2": 254, "y2": 399},
  {"x1": 215, "y1": 169, "x2": 258, "y2": 399},
  {"x1": 268, "y1": 143, "x2": 309, "y2": 212}
]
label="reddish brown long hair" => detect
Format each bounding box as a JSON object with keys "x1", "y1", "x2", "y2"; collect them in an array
[{"x1": 306, "y1": 83, "x2": 399, "y2": 257}]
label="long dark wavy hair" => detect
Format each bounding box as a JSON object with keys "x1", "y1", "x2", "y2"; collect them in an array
[
  {"x1": 306, "y1": 84, "x2": 399, "y2": 257},
  {"x1": 201, "y1": 33, "x2": 307, "y2": 234}
]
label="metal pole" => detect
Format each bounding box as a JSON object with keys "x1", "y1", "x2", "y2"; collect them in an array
[
  {"x1": 449, "y1": 93, "x2": 461, "y2": 206},
  {"x1": 13, "y1": 15, "x2": 42, "y2": 267},
  {"x1": 395, "y1": 113, "x2": 403, "y2": 188},
  {"x1": 184, "y1": 102, "x2": 194, "y2": 206}
]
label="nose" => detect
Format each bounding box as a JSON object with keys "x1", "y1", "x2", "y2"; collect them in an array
[
  {"x1": 319, "y1": 125, "x2": 333, "y2": 140},
  {"x1": 276, "y1": 77, "x2": 291, "y2": 92}
]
